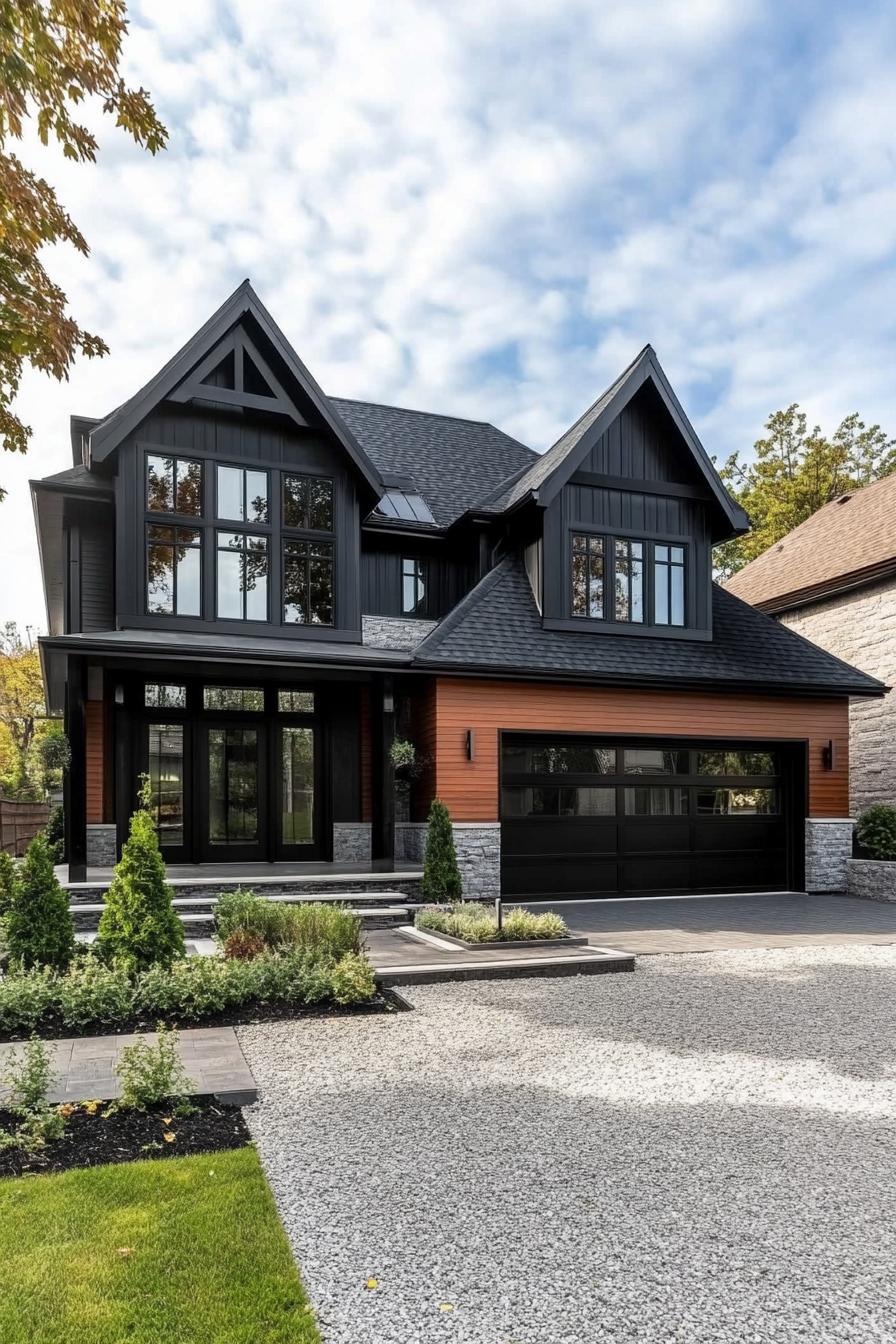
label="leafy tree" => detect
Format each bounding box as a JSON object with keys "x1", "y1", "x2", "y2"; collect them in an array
[
  {"x1": 716, "y1": 405, "x2": 896, "y2": 578},
  {"x1": 422, "y1": 798, "x2": 463, "y2": 902},
  {"x1": 0, "y1": 624, "x2": 45, "y2": 794},
  {"x1": 7, "y1": 831, "x2": 74, "y2": 970},
  {"x1": 98, "y1": 780, "x2": 185, "y2": 971},
  {"x1": 0, "y1": 0, "x2": 167, "y2": 495}
]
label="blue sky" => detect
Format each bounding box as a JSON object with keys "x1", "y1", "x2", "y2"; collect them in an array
[{"x1": 4, "y1": 0, "x2": 896, "y2": 634}]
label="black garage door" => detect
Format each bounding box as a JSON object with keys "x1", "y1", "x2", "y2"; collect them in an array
[{"x1": 500, "y1": 735, "x2": 805, "y2": 899}]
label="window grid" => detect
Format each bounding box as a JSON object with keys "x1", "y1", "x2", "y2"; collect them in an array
[
  {"x1": 146, "y1": 454, "x2": 203, "y2": 517},
  {"x1": 614, "y1": 539, "x2": 644, "y2": 623},
  {"x1": 283, "y1": 540, "x2": 334, "y2": 626},
  {"x1": 402, "y1": 557, "x2": 426, "y2": 615},
  {"x1": 216, "y1": 464, "x2": 269, "y2": 524},
  {"x1": 571, "y1": 533, "x2": 605, "y2": 618},
  {"x1": 283, "y1": 474, "x2": 334, "y2": 532},
  {"x1": 654, "y1": 543, "x2": 686, "y2": 626},
  {"x1": 216, "y1": 531, "x2": 269, "y2": 622},
  {"x1": 146, "y1": 525, "x2": 202, "y2": 616}
]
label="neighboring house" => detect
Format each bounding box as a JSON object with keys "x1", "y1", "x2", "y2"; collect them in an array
[
  {"x1": 32, "y1": 281, "x2": 884, "y2": 899},
  {"x1": 725, "y1": 474, "x2": 896, "y2": 819}
]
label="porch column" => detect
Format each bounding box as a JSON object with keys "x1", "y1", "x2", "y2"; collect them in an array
[
  {"x1": 66, "y1": 655, "x2": 87, "y2": 882},
  {"x1": 370, "y1": 673, "x2": 396, "y2": 871}
]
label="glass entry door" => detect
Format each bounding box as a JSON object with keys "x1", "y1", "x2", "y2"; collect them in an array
[{"x1": 201, "y1": 723, "x2": 266, "y2": 861}]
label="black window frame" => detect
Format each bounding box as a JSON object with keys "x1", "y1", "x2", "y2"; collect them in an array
[
  {"x1": 282, "y1": 472, "x2": 335, "y2": 532},
  {"x1": 282, "y1": 538, "x2": 335, "y2": 627},
  {"x1": 145, "y1": 524, "x2": 203, "y2": 617},
  {"x1": 145, "y1": 453, "x2": 204, "y2": 518},
  {"x1": 569, "y1": 530, "x2": 687, "y2": 630},
  {"x1": 215, "y1": 529, "x2": 270, "y2": 623},
  {"x1": 215, "y1": 463, "x2": 270, "y2": 525},
  {"x1": 613, "y1": 537, "x2": 645, "y2": 624},
  {"x1": 654, "y1": 542, "x2": 686, "y2": 627},
  {"x1": 570, "y1": 532, "x2": 605, "y2": 619},
  {"x1": 401, "y1": 557, "x2": 427, "y2": 617}
]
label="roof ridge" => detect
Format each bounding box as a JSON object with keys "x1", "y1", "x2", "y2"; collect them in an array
[{"x1": 331, "y1": 394, "x2": 534, "y2": 449}]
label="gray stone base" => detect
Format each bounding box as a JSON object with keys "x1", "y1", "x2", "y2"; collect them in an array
[
  {"x1": 361, "y1": 615, "x2": 438, "y2": 651},
  {"x1": 452, "y1": 822, "x2": 501, "y2": 900},
  {"x1": 86, "y1": 824, "x2": 117, "y2": 867},
  {"x1": 846, "y1": 858, "x2": 896, "y2": 902},
  {"x1": 332, "y1": 822, "x2": 372, "y2": 864},
  {"x1": 805, "y1": 818, "x2": 854, "y2": 892}
]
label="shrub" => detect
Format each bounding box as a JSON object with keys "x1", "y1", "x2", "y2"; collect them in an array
[
  {"x1": 0, "y1": 849, "x2": 17, "y2": 914},
  {"x1": 416, "y1": 902, "x2": 569, "y2": 943},
  {"x1": 330, "y1": 951, "x2": 377, "y2": 1005},
  {"x1": 215, "y1": 890, "x2": 361, "y2": 959},
  {"x1": 0, "y1": 1037, "x2": 65, "y2": 1156},
  {"x1": 98, "y1": 792, "x2": 185, "y2": 971},
  {"x1": 55, "y1": 956, "x2": 134, "y2": 1030},
  {"x1": 115, "y1": 1024, "x2": 190, "y2": 1109},
  {"x1": 42, "y1": 805, "x2": 65, "y2": 863},
  {"x1": 856, "y1": 804, "x2": 896, "y2": 861},
  {"x1": 7, "y1": 833, "x2": 74, "y2": 971},
  {"x1": 422, "y1": 798, "x2": 462, "y2": 902},
  {"x1": 223, "y1": 928, "x2": 267, "y2": 960},
  {"x1": 0, "y1": 967, "x2": 55, "y2": 1034}
]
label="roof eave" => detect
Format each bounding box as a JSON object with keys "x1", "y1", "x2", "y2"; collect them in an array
[{"x1": 749, "y1": 556, "x2": 896, "y2": 616}]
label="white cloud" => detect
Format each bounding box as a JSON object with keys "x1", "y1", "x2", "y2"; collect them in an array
[{"x1": 4, "y1": 0, "x2": 896, "y2": 634}]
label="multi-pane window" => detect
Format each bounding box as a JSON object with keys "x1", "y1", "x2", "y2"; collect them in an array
[
  {"x1": 696, "y1": 787, "x2": 778, "y2": 816},
  {"x1": 503, "y1": 786, "x2": 616, "y2": 817},
  {"x1": 624, "y1": 786, "x2": 688, "y2": 816},
  {"x1": 146, "y1": 455, "x2": 202, "y2": 515},
  {"x1": 216, "y1": 532, "x2": 268, "y2": 621},
  {"x1": 147, "y1": 724, "x2": 185, "y2": 847},
  {"x1": 146, "y1": 525, "x2": 201, "y2": 615},
  {"x1": 402, "y1": 558, "x2": 426, "y2": 615},
  {"x1": 203, "y1": 686, "x2": 264, "y2": 711},
  {"x1": 216, "y1": 465, "x2": 269, "y2": 523},
  {"x1": 697, "y1": 750, "x2": 776, "y2": 776},
  {"x1": 283, "y1": 474, "x2": 334, "y2": 531},
  {"x1": 623, "y1": 749, "x2": 688, "y2": 775},
  {"x1": 571, "y1": 533, "x2": 604, "y2": 618},
  {"x1": 503, "y1": 743, "x2": 616, "y2": 775},
  {"x1": 283, "y1": 540, "x2": 334, "y2": 625},
  {"x1": 654, "y1": 543, "x2": 685, "y2": 626},
  {"x1": 144, "y1": 683, "x2": 187, "y2": 709},
  {"x1": 614, "y1": 539, "x2": 644, "y2": 622}
]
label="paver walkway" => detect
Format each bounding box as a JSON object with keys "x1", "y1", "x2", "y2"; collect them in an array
[
  {"x1": 0, "y1": 1027, "x2": 256, "y2": 1103},
  {"x1": 521, "y1": 891, "x2": 896, "y2": 954}
]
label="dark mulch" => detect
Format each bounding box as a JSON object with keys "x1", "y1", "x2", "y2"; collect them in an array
[
  {"x1": 0, "y1": 987, "x2": 410, "y2": 1044},
  {"x1": 0, "y1": 1097, "x2": 251, "y2": 1179}
]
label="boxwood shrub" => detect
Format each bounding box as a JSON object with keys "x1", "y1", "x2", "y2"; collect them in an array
[
  {"x1": 0, "y1": 948, "x2": 377, "y2": 1038},
  {"x1": 856, "y1": 804, "x2": 896, "y2": 861},
  {"x1": 416, "y1": 902, "x2": 569, "y2": 943}
]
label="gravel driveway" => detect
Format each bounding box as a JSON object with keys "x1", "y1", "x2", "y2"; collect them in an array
[{"x1": 240, "y1": 946, "x2": 896, "y2": 1344}]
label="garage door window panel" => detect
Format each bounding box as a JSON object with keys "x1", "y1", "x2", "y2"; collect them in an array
[
  {"x1": 624, "y1": 786, "x2": 688, "y2": 816},
  {"x1": 696, "y1": 787, "x2": 779, "y2": 816}
]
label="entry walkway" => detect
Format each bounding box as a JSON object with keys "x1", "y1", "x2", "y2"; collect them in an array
[{"x1": 519, "y1": 891, "x2": 896, "y2": 955}]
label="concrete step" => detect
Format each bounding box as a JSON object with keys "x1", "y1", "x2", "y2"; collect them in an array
[{"x1": 70, "y1": 896, "x2": 422, "y2": 935}]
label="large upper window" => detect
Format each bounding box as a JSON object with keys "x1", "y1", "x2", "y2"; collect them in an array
[
  {"x1": 283, "y1": 474, "x2": 333, "y2": 531},
  {"x1": 654, "y1": 544, "x2": 685, "y2": 626},
  {"x1": 283, "y1": 540, "x2": 334, "y2": 625},
  {"x1": 146, "y1": 455, "x2": 202, "y2": 516},
  {"x1": 216, "y1": 531, "x2": 268, "y2": 621},
  {"x1": 571, "y1": 533, "x2": 604, "y2": 618},
  {"x1": 217, "y1": 465, "x2": 269, "y2": 523},
  {"x1": 402, "y1": 558, "x2": 426, "y2": 616},
  {"x1": 146, "y1": 525, "x2": 201, "y2": 615}
]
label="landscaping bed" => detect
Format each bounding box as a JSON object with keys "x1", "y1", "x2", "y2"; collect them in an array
[
  {"x1": 0, "y1": 1095, "x2": 250, "y2": 1178},
  {"x1": 415, "y1": 902, "x2": 577, "y2": 945}
]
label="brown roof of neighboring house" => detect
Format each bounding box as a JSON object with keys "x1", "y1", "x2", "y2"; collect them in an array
[{"x1": 724, "y1": 472, "x2": 896, "y2": 613}]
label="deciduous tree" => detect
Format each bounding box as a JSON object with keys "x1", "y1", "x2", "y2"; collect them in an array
[{"x1": 0, "y1": 0, "x2": 167, "y2": 495}]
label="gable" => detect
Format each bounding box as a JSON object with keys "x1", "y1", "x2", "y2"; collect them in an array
[{"x1": 87, "y1": 281, "x2": 384, "y2": 501}]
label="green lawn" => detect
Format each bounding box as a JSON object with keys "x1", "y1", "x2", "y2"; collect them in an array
[{"x1": 0, "y1": 1147, "x2": 321, "y2": 1344}]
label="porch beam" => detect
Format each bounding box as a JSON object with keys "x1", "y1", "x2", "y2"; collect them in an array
[
  {"x1": 370, "y1": 674, "x2": 396, "y2": 871},
  {"x1": 66, "y1": 654, "x2": 87, "y2": 882}
]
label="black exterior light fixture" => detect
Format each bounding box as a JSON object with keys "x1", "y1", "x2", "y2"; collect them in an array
[
  {"x1": 465, "y1": 729, "x2": 475, "y2": 761},
  {"x1": 821, "y1": 739, "x2": 836, "y2": 771}
]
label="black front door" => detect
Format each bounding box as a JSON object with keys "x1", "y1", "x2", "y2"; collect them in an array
[
  {"x1": 199, "y1": 721, "x2": 267, "y2": 862},
  {"x1": 273, "y1": 720, "x2": 322, "y2": 861}
]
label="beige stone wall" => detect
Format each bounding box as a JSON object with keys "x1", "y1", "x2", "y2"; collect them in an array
[{"x1": 780, "y1": 577, "x2": 896, "y2": 814}]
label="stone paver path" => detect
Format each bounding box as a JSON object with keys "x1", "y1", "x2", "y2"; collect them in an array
[{"x1": 0, "y1": 1027, "x2": 256, "y2": 1103}]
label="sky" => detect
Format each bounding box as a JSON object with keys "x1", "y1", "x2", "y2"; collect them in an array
[{"x1": 4, "y1": 0, "x2": 896, "y2": 636}]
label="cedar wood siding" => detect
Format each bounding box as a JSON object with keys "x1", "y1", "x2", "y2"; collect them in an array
[
  {"x1": 86, "y1": 701, "x2": 104, "y2": 823},
  {"x1": 424, "y1": 678, "x2": 849, "y2": 820}
]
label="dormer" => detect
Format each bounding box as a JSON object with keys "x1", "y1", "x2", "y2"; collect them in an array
[{"x1": 493, "y1": 346, "x2": 748, "y2": 641}]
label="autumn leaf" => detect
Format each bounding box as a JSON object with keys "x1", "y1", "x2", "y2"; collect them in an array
[
  {"x1": 364, "y1": 1278, "x2": 378, "y2": 1291},
  {"x1": 439, "y1": 1304, "x2": 455, "y2": 1313},
  {"x1": 162, "y1": 1131, "x2": 176, "y2": 1143}
]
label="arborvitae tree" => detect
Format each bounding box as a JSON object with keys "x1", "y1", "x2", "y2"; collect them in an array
[
  {"x1": 0, "y1": 847, "x2": 17, "y2": 914},
  {"x1": 7, "y1": 832, "x2": 74, "y2": 970},
  {"x1": 98, "y1": 784, "x2": 185, "y2": 971},
  {"x1": 422, "y1": 799, "x2": 463, "y2": 902}
]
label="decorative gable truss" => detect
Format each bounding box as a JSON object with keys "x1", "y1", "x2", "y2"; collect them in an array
[{"x1": 168, "y1": 327, "x2": 309, "y2": 429}]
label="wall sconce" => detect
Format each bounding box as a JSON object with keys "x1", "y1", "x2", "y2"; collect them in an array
[
  {"x1": 465, "y1": 729, "x2": 475, "y2": 761},
  {"x1": 382, "y1": 690, "x2": 394, "y2": 714},
  {"x1": 821, "y1": 739, "x2": 836, "y2": 771},
  {"x1": 114, "y1": 684, "x2": 124, "y2": 706}
]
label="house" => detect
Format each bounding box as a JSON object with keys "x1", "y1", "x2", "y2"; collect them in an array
[
  {"x1": 31, "y1": 281, "x2": 885, "y2": 900},
  {"x1": 725, "y1": 474, "x2": 896, "y2": 819}
]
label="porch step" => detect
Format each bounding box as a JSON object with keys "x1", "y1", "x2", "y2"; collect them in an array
[{"x1": 69, "y1": 893, "x2": 421, "y2": 936}]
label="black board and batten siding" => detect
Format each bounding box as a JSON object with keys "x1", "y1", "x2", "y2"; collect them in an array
[
  {"x1": 113, "y1": 407, "x2": 362, "y2": 640},
  {"x1": 360, "y1": 540, "x2": 476, "y2": 620},
  {"x1": 542, "y1": 385, "x2": 714, "y2": 639}
]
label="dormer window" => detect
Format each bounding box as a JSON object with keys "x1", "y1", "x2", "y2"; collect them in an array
[
  {"x1": 570, "y1": 533, "x2": 686, "y2": 628},
  {"x1": 571, "y1": 534, "x2": 604, "y2": 618},
  {"x1": 654, "y1": 544, "x2": 685, "y2": 626},
  {"x1": 614, "y1": 540, "x2": 644, "y2": 623}
]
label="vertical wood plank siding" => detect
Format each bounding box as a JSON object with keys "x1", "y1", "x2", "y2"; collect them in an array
[
  {"x1": 430, "y1": 678, "x2": 849, "y2": 820},
  {"x1": 85, "y1": 701, "x2": 105, "y2": 824}
]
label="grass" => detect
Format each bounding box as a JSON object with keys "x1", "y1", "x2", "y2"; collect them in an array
[
  {"x1": 0, "y1": 1146, "x2": 320, "y2": 1344},
  {"x1": 416, "y1": 902, "x2": 570, "y2": 942}
]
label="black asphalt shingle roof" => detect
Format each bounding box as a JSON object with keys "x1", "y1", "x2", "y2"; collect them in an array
[
  {"x1": 414, "y1": 553, "x2": 886, "y2": 695},
  {"x1": 331, "y1": 398, "x2": 536, "y2": 528}
]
